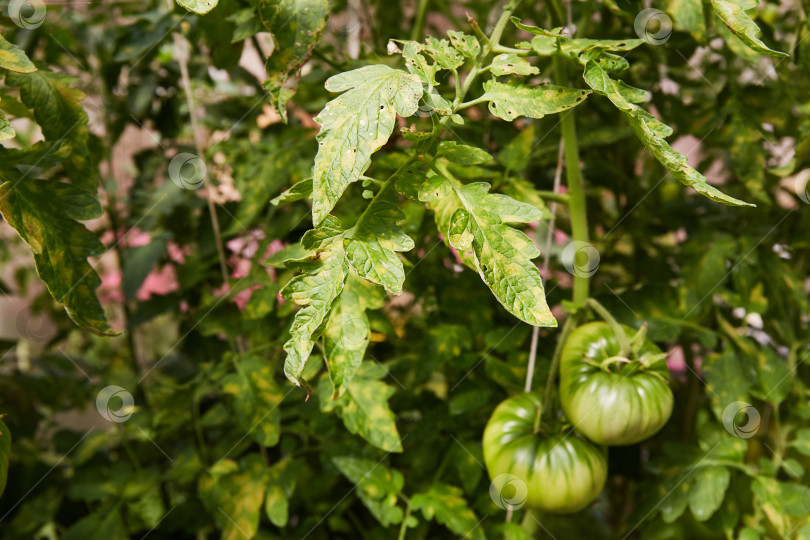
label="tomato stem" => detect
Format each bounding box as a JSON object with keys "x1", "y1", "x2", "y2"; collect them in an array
[{"x1": 585, "y1": 298, "x2": 632, "y2": 358}]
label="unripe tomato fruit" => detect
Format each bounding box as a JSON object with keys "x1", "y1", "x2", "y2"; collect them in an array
[
  {"x1": 483, "y1": 393, "x2": 607, "y2": 513},
  {"x1": 559, "y1": 322, "x2": 674, "y2": 446}
]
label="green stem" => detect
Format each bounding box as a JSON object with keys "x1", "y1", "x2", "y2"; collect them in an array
[
  {"x1": 585, "y1": 298, "x2": 631, "y2": 357},
  {"x1": 542, "y1": 314, "x2": 577, "y2": 419},
  {"x1": 397, "y1": 498, "x2": 413, "y2": 540},
  {"x1": 554, "y1": 54, "x2": 589, "y2": 307},
  {"x1": 410, "y1": 0, "x2": 430, "y2": 41}
]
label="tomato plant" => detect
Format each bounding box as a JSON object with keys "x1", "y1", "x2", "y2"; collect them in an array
[{"x1": 0, "y1": 0, "x2": 809, "y2": 538}]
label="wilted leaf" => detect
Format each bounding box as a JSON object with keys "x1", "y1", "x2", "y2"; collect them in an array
[{"x1": 312, "y1": 65, "x2": 422, "y2": 224}]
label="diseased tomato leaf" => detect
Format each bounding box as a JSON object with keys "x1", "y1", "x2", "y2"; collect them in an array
[
  {"x1": 0, "y1": 34, "x2": 37, "y2": 73},
  {"x1": 582, "y1": 59, "x2": 754, "y2": 207},
  {"x1": 411, "y1": 483, "x2": 486, "y2": 540},
  {"x1": 710, "y1": 0, "x2": 787, "y2": 57},
  {"x1": 344, "y1": 188, "x2": 414, "y2": 294},
  {"x1": 175, "y1": 0, "x2": 218, "y2": 14},
  {"x1": 259, "y1": 0, "x2": 329, "y2": 121},
  {"x1": 479, "y1": 80, "x2": 590, "y2": 122},
  {"x1": 312, "y1": 65, "x2": 422, "y2": 225},
  {"x1": 0, "y1": 178, "x2": 116, "y2": 335},
  {"x1": 332, "y1": 456, "x2": 404, "y2": 526},
  {"x1": 324, "y1": 273, "x2": 385, "y2": 393},
  {"x1": 221, "y1": 354, "x2": 284, "y2": 447},
  {"x1": 281, "y1": 217, "x2": 349, "y2": 386},
  {"x1": 427, "y1": 176, "x2": 556, "y2": 327}
]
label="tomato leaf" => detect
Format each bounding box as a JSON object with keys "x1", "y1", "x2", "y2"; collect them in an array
[
  {"x1": 583, "y1": 59, "x2": 754, "y2": 207},
  {"x1": 175, "y1": 0, "x2": 218, "y2": 14},
  {"x1": 411, "y1": 483, "x2": 486, "y2": 540},
  {"x1": 281, "y1": 218, "x2": 349, "y2": 386},
  {"x1": 344, "y1": 188, "x2": 414, "y2": 294},
  {"x1": 489, "y1": 53, "x2": 539, "y2": 77},
  {"x1": 479, "y1": 80, "x2": 590, "y2": 121},
  {"x1": 332, "y1": 456, "x2": 404, "y2": 526},
  {"x1": 429, "y1": 178, "x2": 556, "y2": 327},
  {"x1": 703, "y1": 349, "x2": 751, "y2": 421},
  {"x1": 199, "y1": 455, "x2": 266, "y2": 539},
  {"x1": 6, "y1": 70, "x2": 94, "y2": 190},
  {"x1": 322, "y1": 363, "x2": 403, "y2": 452},
  {"x1": 664, "y1": 0, "x2": 706, "y2": 42},
  {"x1": 710, "y1": 0, "x2": 788, "y2": 57},
  {"x1": 270, "y1": 178, "x2": 313, "y2": 206},
  {"x1": 264, "y1": 458, "x2": 303, "y2": 527},
  {"x1": 0, "y1": 34, "x2": 36, "y2": 73},
  {"x1": 0, "y1": 179, "x2": 116, "y2": 335},
  {"x1": 437, "y1": 141, "x2": 493, "y2": 165},
  {"x1": 62, "y1": 509, "x2": 126, "y2": 540},
  {"x1": 259, "y1": 0, "x2": 329, "y2": 121},
  {"x1": 312, "y1": 65, "x2": 422, "y2": 225},
  {"x1": 689, "y1": 466, "x2": 730, "y2": 521},
  {"x1": 221, "y1": 354, "x2": 284, "y2": 447},
  {"x1": 0, "y1": 110, "x2": 13, "y2": 141},
  {"x1": 324, "y1": 273, "x2": 385, "y2": 393}
]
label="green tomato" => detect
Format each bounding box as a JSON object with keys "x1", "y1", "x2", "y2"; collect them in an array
[
  {"x1": 482, "y1": 393, "x2": 607, "y2": 514},
  {"x1": 560, "y1": 321, "x2": 674, "y2": 446}
]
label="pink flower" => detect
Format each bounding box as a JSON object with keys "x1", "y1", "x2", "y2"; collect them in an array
[{"x1": 136, "y1": 265, "x2": 180, "y2": 301}]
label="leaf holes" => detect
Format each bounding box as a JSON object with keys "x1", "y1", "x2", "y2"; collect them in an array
[
  {"x1": 482, "y1": 264, "x2": 489, "y2": 271},
  {"x1": 380, "y1": 105, "x2": 385, "y2": 110}
]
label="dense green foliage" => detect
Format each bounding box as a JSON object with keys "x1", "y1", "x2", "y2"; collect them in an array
[{"x1": 1, "y1": 0, "x2": 809, "y2": 538}]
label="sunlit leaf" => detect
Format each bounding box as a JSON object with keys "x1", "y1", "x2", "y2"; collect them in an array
[
  {"x1": 312, "y1": 65, "x2": 422, "y2": 225},
  {"x1": 0, "y1": 34, "x2": 36, "y2": 73},
  {"x1": 479, "y1": 79, "x2": 590, "y2": 121},
  {"x1": 175, "y1": 0, "x2": 218, "y2": 15}
]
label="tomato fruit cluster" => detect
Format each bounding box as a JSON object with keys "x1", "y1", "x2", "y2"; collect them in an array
[
  {"x1": 483, "y1": 393, "x2": 607, "y2": 513},
  {"x1": 483, "y1": 321, "x2": 674, "y2": 514}
]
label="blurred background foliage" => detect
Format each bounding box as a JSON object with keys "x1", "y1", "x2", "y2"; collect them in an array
[{"x1": 0, "y1": 0, "x2": 809, "y2": 538}]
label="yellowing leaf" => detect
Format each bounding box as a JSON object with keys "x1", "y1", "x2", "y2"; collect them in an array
[
  {"x1": 480, "y1": 79, "x2": 590, "y2": 122},
  {"x1": 344, "y1": 188, "x2": 414, "y2": 294},
  {"x1": 221, "y1": 354, "x2": 284, "y2": 447},
  {"x1": 324, "y1": 273, "x2": 385, "y2": 393},
  {"x1": 312, "y1": 65, "x2": 422, "y2": 225},
  {"x1": 175, "y1": 0, "x2": 218, "y2": 14},
  {"x1": 710, "y1": 0, "x2": 788, "y2": 57},
  {"x1": 0, "y1": 179, "x2": 116, "y2": 335},
  {"x1": 429, "y1": 177, "x2": 556, "y2": 327},
  {"x1": 0, "y1": 34, "x2": 36, "y2": 73},
  {"x1": 281, "y1": 218, "x2": 349, "y2": 386},
  {"x1": 260, "y1": 0, "x2": 329, "y2": 121}
]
